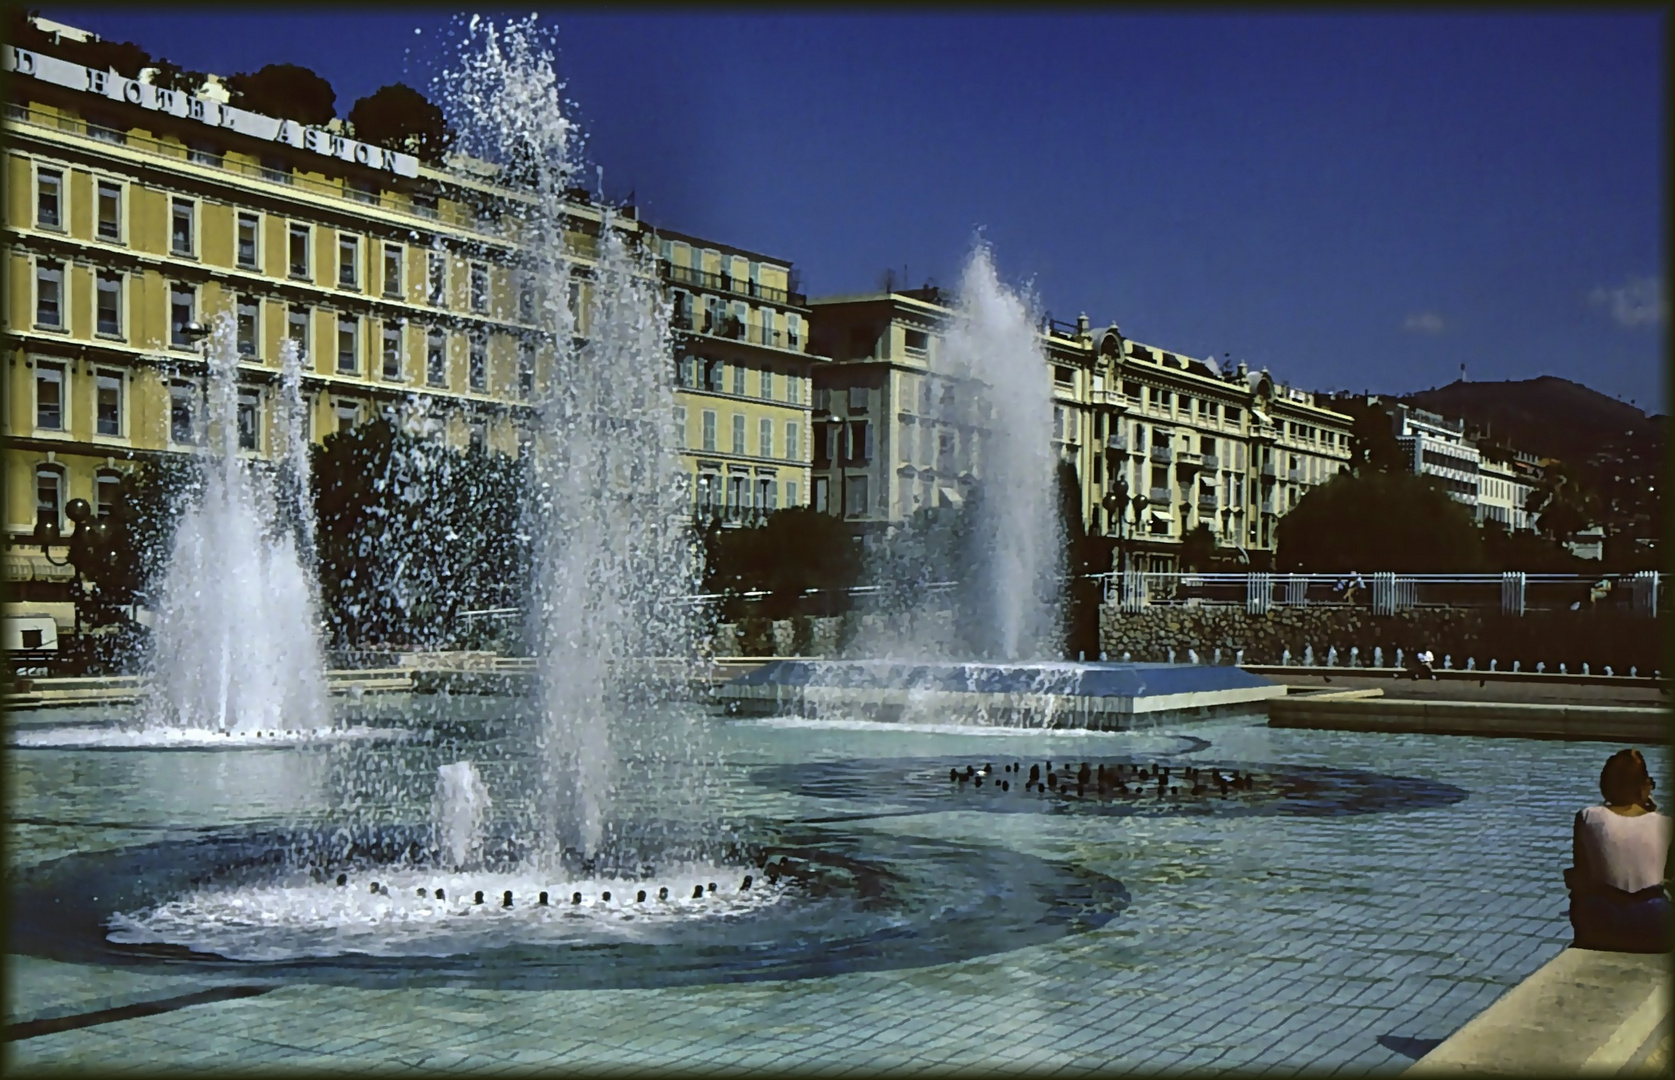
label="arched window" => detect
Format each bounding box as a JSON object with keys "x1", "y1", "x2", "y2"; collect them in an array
[
  {"x1": 95, "y1": 469, "x2": 123, "y2": 518},
  {"x1": 34, "y1": 463, "x2": 65, "y2": 531}
]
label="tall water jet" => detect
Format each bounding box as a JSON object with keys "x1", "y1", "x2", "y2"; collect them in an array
[
  {"x1": 146, "y1": 316, "x2": 329, "y2": 733},
  {"x1": 443, "y1": 17, "x2": 703, "y2": 866},
  {"x1": 857, "y1": 242, "x2": 1062, "y2": 663}
]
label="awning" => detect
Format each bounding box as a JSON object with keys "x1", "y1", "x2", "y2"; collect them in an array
[
  {"x1": 1150, "y1": 510, "x2": 1172, "y2": 525},
  {"x1": 938, "y1": 487, "x2": 964, "y2": 508}
]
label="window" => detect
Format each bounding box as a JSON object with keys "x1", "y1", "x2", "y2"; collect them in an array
[
  {"x1": 470, "y1": 263, "x2": 489, "y2": 313},
  {"x1": 813, "y1": 476, "x2": 829, "y2": 513},
  {"x1": 35, "y1": 362, "x2": 64, "y2": 430},
  {"x1": 759, "y1": 418, "x2": 773, "y2": 458},
  {"x1": 97, "y1": 180, "x2": 121, "y2": 240},
  {"x1": 288, "y1": 306, "x2": 311, "y2": 362},
  {"x1": 469, "y1": 421, "x2": 486, "y2": 453},
  {"x1": 785, "y1": 422, "x2": 799, "y2": 461},
  {"x1": 237, "y1": 295, "x2": 259, "y2": 357},
  {"x1": 96, "y1": 471, "x2": 122, "y2": 518},
  {"x1": 35, "y1": 259, "x2": 63, "y2": 328},
  {"x1": 732, "y1": 413, "x2": 746, "y2": 455},
  {"x1": 289, "y1": 224, "x2": 310, "y2": 278},
  {"x1": 760, "y1": 370, "x2": 774, "y2": 400},
  {"x1": 336, "y1": 314, "x2": 359, "y2": 374},
  {"x1": 235, "y1": 212, "x2": 260, "y2": 269},
  {"x1": 787, "y1": 481, "x2": 798, "y2": 507},
  {"x1": 905, "y1": 329, "x2": 929, "y2": 354},
  {"x1": 35, "y1": 465, "x2": 63, "y2": 531},
  {"x1": 170, "y1": 380, "x2": 197, "y2": 444},
  {"x1": 93, "y1": 369, "x2": 122, "y2": 437},
  {"x1": 469, "y1": 335, "x2": 487, "y2": 391},
  {"x1": 706, "y1": 360, "x2": 725, "y2": 393},
  {"x1": 171, "y1": 198, "x2": 195, "y2": 256},
  {"x1": 427, "y1": 331, "x2": 447, "y2": 387},
  {"x1": 518, "y1": 275, "x2": 535, "y2": 322},
  {"x1": 347, "y1": 177, "x2": 378, "y2": 205},
  {"x1": 849, "y1": 388, "x2": 870, "y2": 415},
  {"x1": 376, "y1": 322, "x2": 404, "y2": 381},
  {"x1": 848, "y1": 420, "x2": 872, "y2": 463},
  {"x1": 187, "y1": 140, "x2": 221, "y2": 167},
  {"x1": 673, "y1": 406, "x2": 687, "y2": 449},
  {"x1": 733, "y1": 365, "x2": 746, "y2": 396},
  {"x1": 170, "y1": 283, "x2": 197, "y2": 348},
  {"x1": 702, "y1": 410, "x2": 717, "y2": 452},
  {"x1": 428, "y1": 253, "x2": 447, "y2": 305},
  {"x1": 518, "y1": 342, "x2": 535, "y2": 398},
  {"x1": 787, "y1": 314, "x2": 802, "y2": 350},
  {"x1": 36, "y1": 167, "x2": 62, "y2": 229},
  {"x1": 237, "y1": 388, "x2": 260, "y2": 451},
  {"x1": 96, "y1": 271, "x2": 123, "y2": 337},
  {"x1": 1225, "y1": 406, "x2": 1241, "y2": 424},
  {"x1": 1054, "y1": 365, "x2": 1074, "y2": 385},
  {"x1": 383, "y1": 244, "x2": 403, "y2": 298},
  {"x1": 846, "y1": 475, "x2": 869, "y2": 517},
  {"x1": 411, "y1": 190, "x2": 438, "y2": 218},
  {"x1": 334, "y1": 400, "x2": 360, "y2": 434},
  {"x1": 678, "y1": 355, "x2": 698, "y2": 388},
  {"x1": 338, "y1": 234, "x2": 359, "y2": 288}
]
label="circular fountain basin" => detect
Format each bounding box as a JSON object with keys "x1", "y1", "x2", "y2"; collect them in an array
[
  {"x1": 7, "y1": 725, "x2": 410, "y2": 751},
  {"x1": 9, "y1": 824, "x2": 1130, "y2": 990}
]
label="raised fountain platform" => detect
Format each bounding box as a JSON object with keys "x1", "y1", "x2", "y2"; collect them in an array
[{"x1": 717, "y1": 660, "x2": 1285, "y2": 729}]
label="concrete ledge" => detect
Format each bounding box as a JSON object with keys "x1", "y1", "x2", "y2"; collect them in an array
[
  {"x1": 1408, "y1": 947, "x2": 1670, "y2": 1075},
  {"x1": 1269, "y1": 696, "x2": 1669, "y2": 744}
]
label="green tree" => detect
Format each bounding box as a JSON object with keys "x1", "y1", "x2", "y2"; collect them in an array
[
  {"x1": 1058, "y1": 460, "x2": 1104, "y2": 659},
  {"x1": 311, "y1": 420, "x2": 530, "y2": 648},
  {"x1": 348, "y1": 83, "x2": 454, "y2": 165},
  {"x1": 1275, "y1": 470, "x2": 1484, "y2": 572},
  {"x1": 1525, "y1": 459, "x2": 1597, "y2": 543},
  {"x1": 226, "y1": 63, "x2": 336, "y2": 126},
  {"x1": 705, "y1": 508, "x2": 861, "y2": 620},
  {"x1": 1178, "y1": 522, "x2": 1218, "y2": 572}
]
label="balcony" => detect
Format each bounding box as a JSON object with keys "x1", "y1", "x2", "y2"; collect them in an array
[
  {"x1": 1104, "y1": 433, "x2": 1130, "y2": 456},
  {"x1": 662, "y1": 262, "x2": 806, "y2": 306},
  {"x1": 1259, "y1": 497, "x2": 1277, "y2": 516},
  {"x1": 1287, "y1": 467, "x2": 1304, "y2": 482},
  {"x1": 1197, "y1": 494, "x2": 1219, "y2": 513},
  {"x1": 1149, "y1": 445, "x2": 1173, "y2": 464},
  {"x1": 1260, "y1": 460, "x2": 1277, "y2": 479},
  {"x1": 1148, "y1": 486, "x2": 1173, "y2": 506},
  {"x1": 1200, "y1": 453, "x2": 1220, "y2": 471},
  {"x1": 1175, "y1": 450, "x2": 1203, "y2": 472}
]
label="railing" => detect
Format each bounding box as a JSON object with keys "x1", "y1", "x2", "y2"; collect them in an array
[
  {"x1": 1196, "y1": 494, "x2": 1219, "y2": 513},
  {"x1": 1149, "y1": 445, "x2": 1173, "y2": 463},
  {"x1": 660, "y1": 262, "x2": 804, "y2": 306},
  {"x1": 1260, "y1": 460, "x2": 1277, "y2": 478},
  {"x1": 1105, "y1": 433, "x2": 1130, "y2": 455},
  {"x1": 1147, "y1": 486, "x2": 1173, "y2": 506},
  {"x1": 1175, "y1": 450, "x2": 1203, "y2": 470},
  {"x1": 1100, "y1": 571, "x2": 1662, "y2": 618},
  {"x1": 1200, "y1": 453, "x2": 1220, "y2": 471}
]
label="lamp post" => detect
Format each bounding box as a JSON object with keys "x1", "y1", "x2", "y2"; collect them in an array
[{"x1": 31, "y1": 497, "x2": 110, "y2": 639}]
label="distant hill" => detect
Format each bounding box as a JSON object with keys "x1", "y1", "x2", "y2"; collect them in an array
[{"x1": 1400, "y1": 376, "x2": 1660, "y2": 465}]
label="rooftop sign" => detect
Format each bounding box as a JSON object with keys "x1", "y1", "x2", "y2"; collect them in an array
[{"x1": 4, "y1": 45, "x2": 421, "y2": 179}]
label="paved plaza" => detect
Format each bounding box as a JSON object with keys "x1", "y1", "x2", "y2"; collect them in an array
[{"x1": 5, "y1": 699, "x2": 1664, "y2": 1074}]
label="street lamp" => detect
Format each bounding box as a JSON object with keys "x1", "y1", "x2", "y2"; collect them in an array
[
  {"x1": 1103, "y1": 478, "x2": 1151, "y2": 582},
  {"x1": 31, "y1": 497, "x2": 111, "y2": 638}
]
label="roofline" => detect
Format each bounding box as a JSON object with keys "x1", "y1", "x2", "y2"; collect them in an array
[{"x1": 644, "y1": 226, "x2": 796, "y2": 271}]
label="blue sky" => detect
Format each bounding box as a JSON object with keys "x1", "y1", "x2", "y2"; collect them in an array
[{"x1": 48, "y1": 9, "x2": 1668, "y2": 411}]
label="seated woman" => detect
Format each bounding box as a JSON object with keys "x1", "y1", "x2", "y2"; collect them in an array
[{"x1": 1566, "y1": 748, "x2": 1671, "y2": 952}]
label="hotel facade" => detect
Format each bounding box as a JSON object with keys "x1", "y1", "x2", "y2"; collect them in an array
[
  {"x1": 2, "y1": 21, "x2": 821, "y2": 619},
  {"x1": 807, "y1": 290, "x2": 1356, "y2": 571}
]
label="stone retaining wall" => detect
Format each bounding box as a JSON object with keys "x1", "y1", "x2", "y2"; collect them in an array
[
  {"x1": 712, "y1": 605, "x2": 1663, "y2": 674},
  {"x1": 1098, "y1": 605, "x2": 1662, "y2": 673}
]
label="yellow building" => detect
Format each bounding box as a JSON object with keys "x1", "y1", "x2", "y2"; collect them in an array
[
  {"x1": 656, "y1": 229, "x2": 822, "y2": 523},
  {"x1": 1, "y1": 20, "x2": 820, "y2": 623},
  {"x1": 807, "y1": 291, "x2": 1354, "y2": 571}
]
